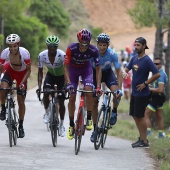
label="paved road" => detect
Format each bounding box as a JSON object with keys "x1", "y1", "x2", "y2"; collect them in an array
[{"x1": 0, "y1": 87, "x2": 157, "y2": 170}]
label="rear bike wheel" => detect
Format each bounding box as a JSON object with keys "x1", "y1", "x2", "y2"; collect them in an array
[
  {"x1": 7, "y1": 102, "x2": 13, "y2": 147},
  {"x1": 75, "y1": 107, "x2": 84, "y2": 155},
  {"x1": 101, "y1": 108, "x2": 111, "y2": 148},
  {"x1": 12, "y1": 108, "x2": 18, "y2": 146},
  {"x1": 94, "y1": 106, "x2": 105, "y2": 150},
  {"x1": 50, "y1": 103, "x2": 57, "y2": 147}
]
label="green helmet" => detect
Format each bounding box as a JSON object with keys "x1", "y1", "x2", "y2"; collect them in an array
[{"x1": 46, "y1": 35, "x2": 60, "y2": 47}]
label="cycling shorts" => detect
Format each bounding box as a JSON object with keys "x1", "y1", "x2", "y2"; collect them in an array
[
  {"x1": 43, "y1": 72, "x2": 65, "y2": 99},
  {"x1": 93, "y1": 67, "x2": 118, "y2": 88},
  {"x1": 69, "y1": 63, "x2": 93, "y2": 94},
  {"x1": 129, "y1": 95, "x2": 149, "y2": 118},
  {"x1": 147, "y1": 93, "x2": 165, "y2": 111}
]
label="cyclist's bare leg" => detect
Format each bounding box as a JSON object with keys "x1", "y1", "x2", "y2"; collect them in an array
[
  {"x1": 92, "y1": 97, "x2": 98, "y2": 131},
  {"x1": 17, "y1": 95, "x2": 26, "y2": 120},
  {"x1": 68, "y1": 94, "x2": 76, "y2": 126},
  {"x1": 58, "y1": 98, "x2": 65, "y2": 121},
  {"x1": 110, "y1": 85, "x2": 119, "y2": 108},
  {"x1": 0, "y1": 81, "x2": 9, "y2": 105},
  {"x1": 84, "y1": 86, "x2": 93, "y2": 112},
  {"x1": 155, "y1": 109, "x2": 164, "y2": 130},
  {"x1": 43, "y1": 93, "x2": 50, "y2": 110}
]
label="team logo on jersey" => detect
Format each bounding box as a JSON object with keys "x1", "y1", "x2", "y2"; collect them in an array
[{"x1": 133, "y1": 64, "x2": 138, "y2": 71}]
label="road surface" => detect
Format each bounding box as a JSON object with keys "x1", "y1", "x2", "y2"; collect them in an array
[{"x1": 0, "y1": 87, "x2": 157, "y2": 170}]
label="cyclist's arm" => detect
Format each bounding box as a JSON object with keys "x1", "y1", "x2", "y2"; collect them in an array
[
  {"x1": 150, "y1": 83, "x2": 164, "y2": 93},
  {"x1": 115, "y1": 68, "x2": 123, "y2": 90},
  {"x1": 95, "y1": 65, "x2": 102, "y2": 88},
  {"x1": 20, "y1": 64, "x2": 31, "y2": 85},
  {"x1": 38, "y1": 67, "x2": 43, "y2": 89}
]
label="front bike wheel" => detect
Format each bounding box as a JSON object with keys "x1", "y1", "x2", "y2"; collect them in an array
[
  {"x1": 7, "y1": 102, "x2": 13, "y2": 147},
  {"x1": 94, "y1": 106, "x2": 105, "y2": 150},
  {"x1": 12, "y1": 108, "x2": 18, "y2": 146},
  {"x1": 50, "y1": 104, "x2": 57, "y2": 147},
  {"x1": 101, "y1": 108, "x2": 111, "y2": 148},
  {"x1": 75, "y1": 107, "x2": 84, "y2": 155}
]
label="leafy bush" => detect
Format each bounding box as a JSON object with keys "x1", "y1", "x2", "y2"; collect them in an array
[
  {"x1": 91, "y1": 27, "x2": 103, "y2": 40},
  {"x1": 4, "y1": 16, "x2": 48, "y2": 61},
  {"x1": 163, "y1": 102, "x2": 170, "y2": 129},
  {"x1": 29, "y1": 0, "x2": 70, "y2": 37}
]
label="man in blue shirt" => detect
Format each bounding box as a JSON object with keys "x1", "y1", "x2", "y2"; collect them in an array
[
  {"x1": 123, "y1": 37, "x2": 160, "y2": 148},
  {"x1": 145, "y1": 57, "x2": 168, "y2": 138}
]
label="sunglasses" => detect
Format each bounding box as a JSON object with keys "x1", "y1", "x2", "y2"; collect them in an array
[
  {"x1": 154, "y1": 63, "x2": 161, "y2": 65},
  {"x1": 47, "y1": 44, "x2": 58, "y2": 48}
]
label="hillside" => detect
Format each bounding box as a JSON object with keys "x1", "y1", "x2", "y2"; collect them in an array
[{"x1": 82, "y1": 0, "x2": 156, "y2": 54}]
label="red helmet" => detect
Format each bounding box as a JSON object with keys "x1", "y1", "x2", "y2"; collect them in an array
[{"x1": 77, "y1": 28, "x2": 92, "y2": 42}]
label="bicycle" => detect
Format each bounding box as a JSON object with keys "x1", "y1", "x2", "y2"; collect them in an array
[
  {"x1": 37, "y1": 85, "x2": 69, "y2": 147},
  {"x1": 94, "y1": 90, "x2": 114, "y2": 150},
  {"x1": 74, "y1": 89, "x2": 94, "y2": 155},
  {"x1": 0, "y1": 86, "x2": 19, "y2": 147}
]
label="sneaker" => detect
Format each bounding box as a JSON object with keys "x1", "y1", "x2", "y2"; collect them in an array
[
  {"x1": 59, "y1": 125, "x2": 65, "y2": 137},
  {"x1": 132, "y1": 139, "x2": 149, "y2": 148},
  {"x1": 90, "y1": 131, "x2": 96, "y2": 143},
  {"x1": 158, "y1": 132, "x2": 166, "y2": 138},
  {"x1": 43, "y1": 113, "x2": 50, "y2": 124},
  {"x1": 131, "y1": 137, "x2": 140, "y2": 147},
  {"x1": 86, "y1": 120, "x2": 93, "y2": 130},
  {"x1": 67, "y1": 126, "x2": 74, "y2": 140},
  {"x1": 110, "y1": 112, "x2": 117, "y2": 125},
  {"x1": 18, "y1": 127, "x2": 25, "y2": 138},
  {"x1": 0, "y1": 110, "x2": 6, "y2": 121}
]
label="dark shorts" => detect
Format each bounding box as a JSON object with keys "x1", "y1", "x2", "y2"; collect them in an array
[
  {"x1": 43, "y1": 72, "x2": 65, "y2": 99},
  {"x1": 129, "y1": 95, "x2": 149, "y2": 118},
  {"x1": 93, "y1": 68, "x2": 118, "y2": 88},
  {"x1": 2, "y1": 72, "x2": 27, "y2": 96},
  {"x1": 69, "y1": 63, "x2": 93, "y2": 94},
  {"x1": 147, "y1": 93, "x2": 165, "y2": 111}
]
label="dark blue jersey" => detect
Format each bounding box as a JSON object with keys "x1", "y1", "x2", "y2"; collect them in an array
[{"x1": 127, "y1": 55, "x2": 159, "y2": 96}]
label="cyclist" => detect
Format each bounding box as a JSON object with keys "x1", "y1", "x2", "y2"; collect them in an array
[
  {"x1": 145, "y1": 57, "x2": 168, "y2": 138},
  {"x1": 90, "y1": 33, "x2": 123, "y2": 142},
  {"x1": 37, "y1": 35, "x2": 66, "y2": 137},
  {"x1": 64, "y1": 28, "x2": 102, "y2": 140},
  {"x1": 0, "y1": 34, "x2": 31, "y2": 138}
]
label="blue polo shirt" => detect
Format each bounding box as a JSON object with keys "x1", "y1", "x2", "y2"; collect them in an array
[{"x1": 127, "y1": 55, "x2": 159, "y2": 96}]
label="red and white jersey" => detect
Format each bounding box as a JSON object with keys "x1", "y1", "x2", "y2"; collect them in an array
[{"x1": 0, "y1": 47, "x2": 31, "y2": 71}]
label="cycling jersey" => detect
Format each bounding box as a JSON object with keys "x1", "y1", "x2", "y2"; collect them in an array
[
  {"x1": 0, "y1": 47, "x2": 31, "y2": 71},
  {"x1": 152, "y1": 69, "x2": 168, "y2": 94},
  {"x1": 91, "y1": 47, "x2": 120, "y2": 71},
  {"x1": 64, "y1": 42, "x2": 100, "y2": 67},
  {"x1": 38, "y1": 49, "x2": 65, "y2": 76}
]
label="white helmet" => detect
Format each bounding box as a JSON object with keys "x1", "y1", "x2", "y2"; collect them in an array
[{"x1": 6, "y1": 34, "x2": 20, "y2": 44}]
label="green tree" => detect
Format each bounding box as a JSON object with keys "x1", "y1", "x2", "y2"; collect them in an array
[
  {"x1": 4, "y1": 16, "x2": 48, "y2": 61},
  {"x1": 29, "y1": 0, "x2": 70, "y2": 37}
]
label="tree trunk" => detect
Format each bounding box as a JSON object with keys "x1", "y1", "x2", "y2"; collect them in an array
[{"x1": 165, "y1": 20, "x2": 170, "y2": 101}]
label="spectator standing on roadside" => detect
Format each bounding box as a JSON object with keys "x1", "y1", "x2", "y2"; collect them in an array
[
  {"x1": 123, "y1": 37, "x2": 160, "y2": 148},
  {"x1": 145, "y1": 57, "x2": 168, "y2": 138}
]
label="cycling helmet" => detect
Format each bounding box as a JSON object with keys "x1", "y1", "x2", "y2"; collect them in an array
[
  {"x1": 96, "y1": 33, "x2": 110, "y2": 43},
  {"x1": 6, "y1": 34, "x2": 20, "y2": 44},
  {"x1": 77, "y1": 28, "x2": 92, "y2": 42},
  {"x1": 46, "y1": 35, "x2": 60, "y2": 46}
]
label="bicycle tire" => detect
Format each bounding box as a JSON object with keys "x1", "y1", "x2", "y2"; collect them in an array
[
  {"x1": 94, "y1": 106, "x2": 105, "y2": 150},
  {"x1": 12, "y1": 108, "x2": 18, "y2": 145},
  {"x1": 7, "y1": 101, "x2": 13, "y2": 147},
  {"x1": 75, "y1": 107, "x2": 84, "y2": 155},
  {"x1": 101, "y1": 108, "x2": 111, "y2": 148},
  {"x1": 50, "y1": 103, "x2": 57, "y2": 147}
]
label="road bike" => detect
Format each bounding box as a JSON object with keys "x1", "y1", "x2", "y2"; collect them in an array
[
  {"x1": 38, "y1": 86, "x2": 69, "y2": 147},
  {"x1": 94, "y1": 90, "x2": 113, "y2": 150},
  {"x1": 74, "y1": 89, "x2": 94, "y2": 155},
  {"x1": 0, "y1": 86, "x2": 19, "y2": 147}
]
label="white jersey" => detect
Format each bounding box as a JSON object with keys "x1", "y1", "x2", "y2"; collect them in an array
[
  {"x1": 0, "y1": 47, "x2": 31, "y2": 71},
  {"x1": 38, "y1": 49, "x2": 65, "y2": 76}
]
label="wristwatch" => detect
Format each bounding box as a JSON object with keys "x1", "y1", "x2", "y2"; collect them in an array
[{"x1": 144, "y1": 81, "x2": 148, "y2": 86}]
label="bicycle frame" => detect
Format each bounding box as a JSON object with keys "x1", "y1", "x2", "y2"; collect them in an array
[
  {"x1": 0, "y1": 87, "x2": 19, "y2": 147},
  {"x1": 94, "y1": 90, "x2": 113, "y2": 150}
]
